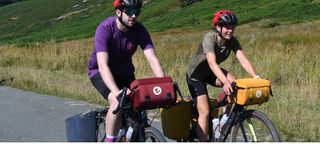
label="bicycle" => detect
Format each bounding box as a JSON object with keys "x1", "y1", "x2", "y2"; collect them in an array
[
  {"x1": 95, "y1": 87, "x2": 167, "y2": 142},
  {"x1": 162, "y1": 79, "x2": 281, "y2": 142}
]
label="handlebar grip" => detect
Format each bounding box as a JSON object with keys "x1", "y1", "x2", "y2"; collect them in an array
[
  {"x1": 214, "y1": 82, "x2": 237, "y2": 108},
  {"x1": 223, "y1": 82, "x2": 237, "y2": 96},
  {"x1": 112, "y1": 87, "x2": 127, "y2": 114},
  {"x1": 112, "y1": 104, "x2": 121, "y2": 114},
  {"x1": 230, "y1": 82, "x2": 236, "y2": 95},
  {"x1": 231, "y1": 81, "x2": 236, "y2": 87},
  {"x1": 225, "y1": 82, "x2": 237, "y2": 99}
]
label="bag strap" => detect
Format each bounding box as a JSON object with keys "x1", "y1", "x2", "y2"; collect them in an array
[{"x1": 173, "y1": 82, "x2": 184, "y2": 100}]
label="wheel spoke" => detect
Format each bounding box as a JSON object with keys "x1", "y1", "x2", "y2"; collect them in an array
[{"x1": 231, "y1": 110, "x2": 280, "y2": 142}]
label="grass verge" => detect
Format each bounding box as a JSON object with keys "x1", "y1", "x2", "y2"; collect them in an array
[{"x1": 0, "y1": 21, "x2": 319, "y2": 141}]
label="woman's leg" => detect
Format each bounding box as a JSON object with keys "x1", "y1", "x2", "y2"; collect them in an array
[
  {"x1": 186, "y1": 76, "x2": 210, "y2": 141},
  {"x1": 194, "y1": 95, "x2": 210, "y2": 141}
]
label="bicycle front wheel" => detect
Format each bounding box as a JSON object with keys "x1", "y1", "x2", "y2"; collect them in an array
[
  {"x1": 144, "y1": 127, "x2": 167, "y2": 142},
  {"x1": 231, "y1": 110, "x2": 280, "y2": 142}
]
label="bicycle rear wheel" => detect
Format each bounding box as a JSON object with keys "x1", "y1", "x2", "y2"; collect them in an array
[
  {"x1": 96, "y1": 120, "x2": 106, "y2": 142},
  {"x1": 231, "y1": 110, "x2": 280, "y2": 142},
  {"x1": 145, "y1": 127, "x2": 167, "y2": 142},
  {"x1": 96, "y1": 109, "x2": 107, "y2": 142}
]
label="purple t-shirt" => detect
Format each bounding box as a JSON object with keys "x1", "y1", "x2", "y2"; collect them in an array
[{"x1": 88, "y1": 16, "x2": 154, "y2": 78}]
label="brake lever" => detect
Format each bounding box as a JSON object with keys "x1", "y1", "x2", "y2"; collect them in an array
[{"x1": 112, "y1": 87, "x2": 127, "y2": 114}]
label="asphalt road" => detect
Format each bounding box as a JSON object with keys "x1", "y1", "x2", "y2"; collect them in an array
[
  {"x1": 0, "y1": 86, "x2": 100, "y2": 142},
  {"x1": 0, "y1": 86, "x2": 172, "y2": 142}
]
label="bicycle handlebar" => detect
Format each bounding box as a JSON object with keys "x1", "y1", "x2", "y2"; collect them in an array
[
  {"x1": 112, "y1": 81, "x2": 183, "y2": 114},
  {"x1": 215, "y1": 82, "x2": 237, "y2": 107},
  {"x1": 230, "y1": 82, "x2": 236, "y2": 95},
  {"x1": 112, "y1": 87, "x2": 128, "y2": 114}
]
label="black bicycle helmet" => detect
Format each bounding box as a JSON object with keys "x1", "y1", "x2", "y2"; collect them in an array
[
  {"x1": 114, "y1": 0, "x2": 142, "y2": 9},
  {"x1": 212, "y1": 10, "x2": 237, "y2": 27}
]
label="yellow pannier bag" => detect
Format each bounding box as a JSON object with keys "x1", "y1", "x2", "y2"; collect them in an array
[
  {"x1": 161, "y1": 99, "x2": 192, "y2": 140},
  {"x1": 231, "y1": 78, "x2": 271, "y2": 106}
]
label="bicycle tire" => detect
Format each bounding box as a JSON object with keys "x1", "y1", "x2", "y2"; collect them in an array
[
  {"x1": 231, "y1": 110, "x2": 280, "y2": 142},
  {"x1": 96, "y1": 109, "x2": 107, "y2": 142},
  {"x1": 144, "y1": 127, "x2": 167, "y2": 142},
  {"x1": 96, "y1": 121, "x2": 106, "y2": 142}
]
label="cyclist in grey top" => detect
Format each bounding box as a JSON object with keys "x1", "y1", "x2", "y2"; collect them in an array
[
  {"x1": 186, "y1": 10, "x2": 260, "y2": 141},
  {"x1": 88, "y1": 0, "x2": 164, "y2": 142}
]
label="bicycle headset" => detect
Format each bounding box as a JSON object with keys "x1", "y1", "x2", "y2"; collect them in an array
[{"x1": 113, "y1": 0, "x2": 142, "y2": 28}]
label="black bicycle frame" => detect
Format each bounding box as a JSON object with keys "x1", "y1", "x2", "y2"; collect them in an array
[
  {"x1": 95, "y1": 107, "x2": 151, "y2": 142},
  {"x1": 124, "y1": 110, "x2": 150, "y2": 142},
  {"x1": 215, "y1": 104, "x2": 245, "y2": 142}
]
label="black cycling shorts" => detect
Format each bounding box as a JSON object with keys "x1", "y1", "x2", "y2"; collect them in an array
[
  {"x1": 186, "y1": 68, "x2": 228, "y2": 99},
  {"x1": 90, "y1": 73, "x2": 135, "y2": 100}
]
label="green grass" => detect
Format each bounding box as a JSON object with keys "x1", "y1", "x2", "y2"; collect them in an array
[
  {"x1": 1, "y1": 0, "x2": 320, "y2": 44},
  {"x1": 0, "y1": 0, "x2": 110, "y2": 44},
  {"x1": 1, "y1": 0, "x2": 320, "y2": 141},
  {"x1": 1, "y1": 21, "x2": 319, "y2": 141}
]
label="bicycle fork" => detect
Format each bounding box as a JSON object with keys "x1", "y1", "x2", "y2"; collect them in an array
[
  {"x1": 218, "y1": 105, "x2": 245, "y2": 142},
  {"x1": 243, "y1": 118, "x2": 258, "y2": 142},
  {"x1": 219, "y1": 108, "x2": 258, "y2": 142}
]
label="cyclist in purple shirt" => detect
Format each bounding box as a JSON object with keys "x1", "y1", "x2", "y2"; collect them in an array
[{"x1": 87, "y1": 0, "x2": 164, "y2": 142}]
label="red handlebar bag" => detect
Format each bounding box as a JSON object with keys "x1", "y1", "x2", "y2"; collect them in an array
[{"x1": 130, "y1": 77, "x2": 176, "y2": 111}]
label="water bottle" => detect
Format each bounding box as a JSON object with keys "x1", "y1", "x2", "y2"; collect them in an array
[
  {"x1": 212, "y1": 118, "x2": 220, "y2": 139},
  {"x1": 126, "y1": 126, "x2": 134, "y2": 141},
  {"x1": 220, "y1": 114, "x2": 228, "y2": 128},
  {"x1": 117, "y1": 128, "x2": 126, "y2": 141}
]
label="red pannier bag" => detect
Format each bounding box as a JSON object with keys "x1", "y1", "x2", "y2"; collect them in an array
[{"x1": 129, "y1": 77, "x2": 177, "y2": 110}]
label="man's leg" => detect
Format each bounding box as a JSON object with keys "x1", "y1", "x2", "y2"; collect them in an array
[{"x1": 105, "y1": 93, "x2": 122, "y2": 142}]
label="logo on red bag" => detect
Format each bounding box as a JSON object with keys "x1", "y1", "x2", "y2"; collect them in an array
[{"x1": 153, "y1": 86, "x2": 162, "y2": 96}]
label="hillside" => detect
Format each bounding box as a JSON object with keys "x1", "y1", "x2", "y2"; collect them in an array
[
  {"x1": 1, "y1": 0, "x2": 320, "y2": 141},
  {"x1": 1, "y1": 0, "x2": 320, "y2": 45},
  {"x1": 1, "y1": 21, "x2": 319, "y2": 141}
]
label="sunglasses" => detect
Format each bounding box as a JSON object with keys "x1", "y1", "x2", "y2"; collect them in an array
[
  {"x1": 224, "y1": 25, "x2": 235, "y2": 29},
  {"x1": 123, "y1": 7, "x2": 141, "y2": 17}
]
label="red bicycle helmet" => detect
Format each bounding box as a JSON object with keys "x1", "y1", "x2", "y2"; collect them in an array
[
  {"x1": 114, "y1": 0, "x2": 142, "y2": 9},
  {"x1": 212, "y1": 10, "x2": 237, "y2": 27}
]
